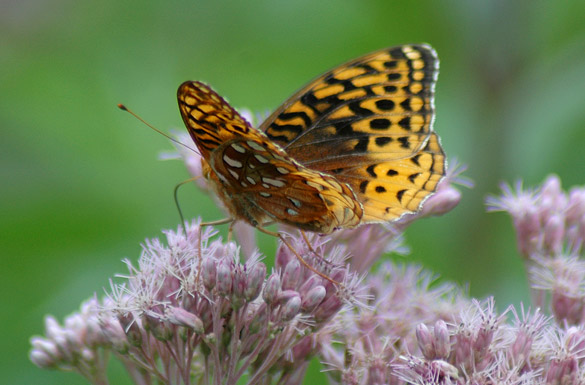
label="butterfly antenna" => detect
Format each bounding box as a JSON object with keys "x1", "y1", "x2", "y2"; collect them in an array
[{"x1": 117, "y1": 104, "x2": 198, "y2": 154}]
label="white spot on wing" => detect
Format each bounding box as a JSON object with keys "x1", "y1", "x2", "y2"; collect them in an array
[
  {"x1": 306, "y1": 180, "x2": 324, "y2": 191},
  {"x1": 254, "y1": 155, "x2": 269, "y2": 164},
  {"x1": 276, "y1": 167, "x2": 290, "y2": 175},
  {"x1": 228, "y1": 169, "x2": 239, "y2": 179},
  {"x1": 247, "y1": 140, "x2": 265, "y2": 151},
  {"x1": 288, "y1": 198, "x2": 302, "y2": 208},
  {"x1": 231, "y1": 143, "x2": 246, "y2": 153},
  {"x1": 260, "y1": 192, "x2": 271, "y2": 198},
  {"x1": 287, "y1": 208, "x2": 299, "y2": 216},
  {"x1": 223, "y1": 154, "x2": 243, "y2": 168},
  {"x1": 262, "y1": 177, "x2": 286, "y2": 187},
  {"x1": 246, "y1": 176, "x2": 256, "y2": 185}
]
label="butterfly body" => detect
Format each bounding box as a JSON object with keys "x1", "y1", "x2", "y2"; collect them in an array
[{"x1": 178, "y1": 45, "x2": 445, "y2": 234}]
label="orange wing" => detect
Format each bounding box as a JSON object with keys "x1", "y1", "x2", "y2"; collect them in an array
[
  {"x1": 177, "y1": 81, "x2": 363, "y2": 233},
  {"x1": 261, "y1": 45, "x2": 445, "y2": 222}
]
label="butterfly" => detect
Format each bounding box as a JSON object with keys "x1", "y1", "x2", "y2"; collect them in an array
[{"x1": 177, "y1": 44, "x2": 445, "y2": 235}]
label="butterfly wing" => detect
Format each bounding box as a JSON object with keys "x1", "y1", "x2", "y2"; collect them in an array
[
  {"x1": 178, "y1": 81, "x2": 253, "y2": 160},
  {"x1": 260, "y1": 45, "x2": 445, "y2": 222},
  {"x1": 178, "y1": 81, "x2": 362, "y2": 233}
]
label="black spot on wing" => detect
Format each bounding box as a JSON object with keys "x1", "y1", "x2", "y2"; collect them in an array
[
  {"x1": 370, "y1": 118, "x2": 391, "y2": 130},
  {"x1": 359, "y1": 181, "x2": 368, "y2": 193},
  {"x1": 398, "y1": 137, "x2": 410, "y2": 149},
  {"x1": 396, "y1": 189, "x2": 406, "y2": 202},
  {"x1": 398, "y1": 117, "x2": 411, "y2": 130},
  {"x1": 353, "y1": 137, "x2": 369, "y2": 153},
  {"x1": 375, "y1": 99, "x2": 395, "y2": 111},
  {"x1": 408, "y1": 173, "x2": 420, "y2": 183},
  {"x1": 348, "y1": 101, "x2": 374, "y2": 117},
  {"x1": 375, "y1": 137, "x2": 392, "y2": 146},
  {"x1": 411, "y1": 154, "x2": 421, "y2": 166},
  {"x1": 389, "y1": 47, "x2": 407, "y2": 59}
]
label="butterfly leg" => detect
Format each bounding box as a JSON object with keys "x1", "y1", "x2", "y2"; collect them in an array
[
  {"x1": 174, "y1": 176, "x2": 204, "y2": 229},
  {"x1": 299, "y1": 230, "x2": 338, "y2": 270},
  {"x1": 300, "y1": 230, "x2": 323, "y2": 258},
  {"x1": 259, "y1": 221, "x2": 322, "y2": 258},
  {"x1": 256, "y1": 226, "x2": 341, "y2": 286},
  {"x1": 227, "y1": 221, "x2": 235, "y2": 243}
]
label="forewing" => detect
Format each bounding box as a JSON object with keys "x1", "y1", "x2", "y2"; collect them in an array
[
  {"x1": 177, "y1": 81, "x2": 362, "y2": 232},
  {"x1": 178, "y1": 81, "x2": 257, "y2": 160},
  {"x1": 261, "y1": 44, "x2": 445, "y2": 222}
]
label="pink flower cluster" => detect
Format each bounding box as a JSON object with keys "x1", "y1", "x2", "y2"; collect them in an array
[
  {"x1": 487, "y1": 175, "x2": 585, "y2": 325},
  {"x1": 30, "y1": 142, "x2": 585, "y2": 385},
  {"x1": 30, "y1": 223, "x2": 363, "y2": 385}
]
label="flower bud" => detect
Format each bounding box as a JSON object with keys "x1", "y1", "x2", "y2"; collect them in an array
[
  {"x1": 282, "y1": 259, "x2": 301, "y2": 290},
  {"x1": 567, "y1": 188, "x2": 585, "y2": 224},
  {"x1": 216, "y1": 260, "x2": 233, "y2": 296},
  {"x1": 29, "y1": 337, "x2": 60, "y2": 368},
  {"x1": 313, "y1": 294, "x2": 343, "y2": 323},
  {"x1": 198, "y1": 297, "x2": 213, "y2": 329},
  {"x1": 514, "y1": 206, "x2": 541, "y2": 257},
  {"x1": 263, "y1": 273, "x2": 281, "y2": 305},
  {"x1": 275, "y1": 243, "x2": 295, "y2": 270},
  {"x1": 433, "y1": 320, "x2": 450, "y2": 359},
  {"x1": 80, "y1": 347, "x2": 95, "y2": 362},
  {"x1": 231, "y1": 266, "x2": 247, "y2": 307},
  {"x1": 543, "y1": 213, "x2": 565, "y2": 255},
  {"x1": 552, "y1": 290, "x2": 583, "y2": 324},
  {"x1": 281, "y1": 295, "x2": 301, "y2": 322},
  {"x1": 540, "y1": 175, "x2": 565, "y2": 216},
  {"x1": 420, "y1": 185, "x2": 461, "y2": 217},
  {"x1": 244, "y1": 262, "x2": 266, "y2": 301},
  {"x1": 202, "y1": 257, "x2": 217, "y2": 291},
  {"x1": 510, "y1": 329, "x2": 532, "y2": 363},
  {"x1": 546, "y1": 356, "x2": 577, "y2": 384},
  {"x1": 143, "y1": 314, "x2": 173, "y2": 341},
  {"x1": 100, "y1": 316, "x2": 129, "y2": 353},
  {"x1": 430, "y1": 360, "x2": 459, "y2": 381},
  {"x1": 277, "y1": 290, "x2": 300, "y2": 305},
  {"x1": 298, "y1": 274, "x2": 321, "y2": 296},
  {"x1": 416, "y1": 323, "x2": 435, "y2": 359},
  {"x1": 301, "y1": 285, "x2": 326, "y2": 313},
  {"x1": 44, "y1": 316, "x2": 62, "y2": 340},
  {"x1": 166, "y1": 306, "x2": 204, "y2": 334},
  {"x1": 117, "y1": 312, "x2": 143, "y2": 347}
]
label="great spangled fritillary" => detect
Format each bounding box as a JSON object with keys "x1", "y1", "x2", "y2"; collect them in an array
[{"x1": 178, "y1": 44, "x2": 445, "y2": 234}]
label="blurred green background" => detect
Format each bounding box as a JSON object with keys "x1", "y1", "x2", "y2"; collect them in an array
[{"x1": 2, "y1": 0, "x2": 585, "y2": 383}]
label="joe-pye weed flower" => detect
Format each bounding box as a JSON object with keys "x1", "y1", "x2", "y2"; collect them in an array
[{"x1": 30, "y1": 128, "x2": 585, "y2": 385}]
